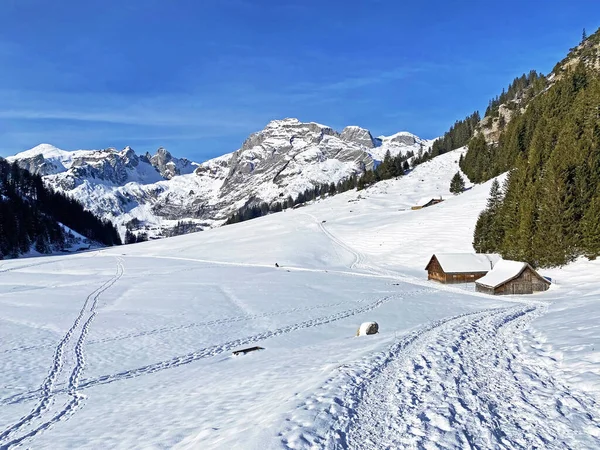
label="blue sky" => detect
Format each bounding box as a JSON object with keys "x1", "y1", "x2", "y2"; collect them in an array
[{"x1": 0, "y1": 0, "x2": 598, "y2": 161}]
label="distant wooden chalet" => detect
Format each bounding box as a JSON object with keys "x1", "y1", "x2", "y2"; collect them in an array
[
  {"x1": 475, "y1": 260, "x2": 550, "y2": 295},
  {"x1": 411, "y1": 197, "x2": 444, "y2": 210},
  {"x1": 425, "y1": 253, "x2": 500, "y2": 284}
]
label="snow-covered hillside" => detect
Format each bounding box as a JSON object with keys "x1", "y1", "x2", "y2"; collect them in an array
[
  {"x1": 1, "y1": 149, "x2": 599, "y2": 449},
  {"x1": 7, "y1": 119, "x2": 430, "y2": 239}
]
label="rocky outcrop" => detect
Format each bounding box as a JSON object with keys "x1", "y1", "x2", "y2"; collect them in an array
[
  {"x1": 341, "y1": 126, "x2": 378, "y2": 149},
  {"x1": 149, "y1": 147, "x2": 195, "y2": 179},
  {"x1": 12, "y1": 153, "x2": 65, "y2": 177},
  {"x1": 67, "y1": 147, "x2": 140, "y2": 185},
  {"x1": 388, "y1": 133, "x2": 417, "y2": 146},
  {"x1": 479, "y1": 104, "x2": 515, "y2": 144}
]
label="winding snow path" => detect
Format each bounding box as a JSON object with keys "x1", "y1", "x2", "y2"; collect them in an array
[{"x1": 282, "y1": 305, "x2": 600, "y2": 449}]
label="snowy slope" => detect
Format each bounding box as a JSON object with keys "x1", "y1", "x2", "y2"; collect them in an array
[
  {"x1": 7, "y1": 119, "x2": 430, "y2": 239},
  {"x1": 1, "y1": 149, "x2": 599, "y2": 449}
]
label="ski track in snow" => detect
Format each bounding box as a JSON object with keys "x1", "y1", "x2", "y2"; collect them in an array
[
  {"x1": 0, "y1": 258, "x2": 124, "y2": 450},
  {"x1": 1, "y1": 299, "x2": 358, "y2": 355},
  {"x1": 281, "y1": 305, "x2": 600, "y2": 449},
  {"x1": 0, "y1": 288, "x2": 435, "y2": 408},
  {"x1": 310, "y1": 214, "x2": 363, "y2": 270}
]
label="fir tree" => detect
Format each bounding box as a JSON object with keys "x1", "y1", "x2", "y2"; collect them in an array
[
  {"x1": 486, "y1": 179, "x2": 502, "y2": 212},
  {"x1": 328, "y1": 182, "x2": 337, "y2": 196},
  {"x1": 473, "y1": 210, "x2": 493, "y2": 253},
  {"x1": 449, "y1": 172, "x2": 465, "y2": 195},
  {"x1": 582, "y1": 193, "x2": 600, "y2": 259}
]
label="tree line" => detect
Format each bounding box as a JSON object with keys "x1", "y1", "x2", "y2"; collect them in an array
[
  {"x1": 0, "y1": 158, "x2": 121, "y2": 258},
  {"x1": 430, "y1": 111, "x2": 481, "y2": 157},
  {"x1": 226, "y1": 149, "x2": 416, "y2": 225},
  {"x1": 484, "y1": 71, "x2": 546, "y2": 119},
  {"x1": 225, "y1": 177, "x2": 358, "y2": 225},
  {"x1": 467, "y1": 58, "x2": 600, "y2": 266}
]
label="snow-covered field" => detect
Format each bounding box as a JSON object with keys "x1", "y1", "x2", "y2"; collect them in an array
[{"x1": 1, "y1": 149, "x2": 599, "y2": 449}]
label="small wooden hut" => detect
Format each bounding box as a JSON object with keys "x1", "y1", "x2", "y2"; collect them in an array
[
  {"x1": 425, "y1": 253, "x2": 499, "y2": 284},
  {"x1": 475, "y1": 260, "x2": 550, "y2": 295},
  {"x1": 411, "y1": 197, "x2": 444, "y2": 210}
]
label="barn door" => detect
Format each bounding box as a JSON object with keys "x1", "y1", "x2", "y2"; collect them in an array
[{"x1": 513, "y1": 283, "x2": 532, "y2": 294}]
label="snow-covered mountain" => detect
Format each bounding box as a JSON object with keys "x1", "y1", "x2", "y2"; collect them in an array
[{"x1": 7, "y1": 118, "x2": 431, "y2": 238}]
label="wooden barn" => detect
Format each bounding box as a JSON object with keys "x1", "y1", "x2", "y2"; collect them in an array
[
  {"x1": 425, "y1": 253, "x2": 499, "y2": 284},
  {"x1": 411, "y1": 197, "x2": 444, "y2": 210},
  {"x1": 475, "y1": 260, "x2": 550, "y2": 295}
]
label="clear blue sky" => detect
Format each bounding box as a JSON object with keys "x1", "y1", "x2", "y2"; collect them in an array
[{"x1": 0, "y1": 0, "x2": 597, "y2": 161}]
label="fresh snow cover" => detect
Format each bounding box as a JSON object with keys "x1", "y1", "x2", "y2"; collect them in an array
[
  {"x1": 432, "y1": 253, "x2": 500, "y2": 273},
  {"x1": 1, "y1": 148, "x2": 599, "y2": 449},
  {"x1": 476, "y1": 259, "x2": 531, "y2": 288},
  {"x1": 7, "y1": 144, "x2": 80, "y2": 167}
]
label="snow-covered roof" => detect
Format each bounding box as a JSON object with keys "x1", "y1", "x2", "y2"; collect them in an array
[
  {"x1": 429, "y1": 253, "x2": 499, "y2": 273},
  {"x1": 476, "y1": 259, "x2": 548, "y2": 288}
]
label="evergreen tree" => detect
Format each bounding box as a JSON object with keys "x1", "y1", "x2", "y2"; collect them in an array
[
  {"x1": 486, "y1": 179, "x2": 502, "y2": 211},
  {"x1": 328, "y1": 182, "x2": 337, "y2": 196},
  {"x1": 430, "y1": 111, "x2": 481, "y2": 157},
  {"x1": 34, "y1": 235, "x2": 50, "y2": 254},
  {"x1": 125, "y1": 230, "x2": 137, "y2": 244},
  {"x1": 449, "y1": 172, "x2": 465, "y2": 195},
  {"x1": 473, "y1": 210, "x2": 493, "y2": 253},
  {"x1": 582, "y1": 28, "x2": 588, "y2": 43},
  {"x1": 581, "y1": 192, "x2": 600, "y2": 259}
]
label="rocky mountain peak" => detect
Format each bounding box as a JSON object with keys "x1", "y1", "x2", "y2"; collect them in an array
[
  {"x1": 340, "y1": 126, "x2": 378, "y2": 149},
  {"x1": 149, "y1": 147, "x2": 195, "y2": 180},
  {"x1": 264, "y1": 117, "x2": 302, "y2": 128},
  {"x1": 121, "y1": 146, "x2": 139, "y2": 167},
  {"x1": 386, "y1": 132, "x2": 419, "y2": 146},
  {"x1": 241, "y1": 118, "x2": 337, "y2": 152}
]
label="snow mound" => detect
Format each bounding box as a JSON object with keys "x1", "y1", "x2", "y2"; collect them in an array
[{"x1": 357, "y1": 321, "x2": 379, "y2": 336}]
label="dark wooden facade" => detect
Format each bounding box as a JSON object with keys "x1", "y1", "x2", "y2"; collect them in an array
[
  {"x1": 476, "y1": 265, "x2": 550, "y2": 295},
  {"x1": 425, "y1": 255, "x2": 488, "y2": 284},
  {"x1": 411, "y1": 198, "x2": 444, "y2": 210},
  {"x1": 423, "y1": 198, "x2": 444, "y2": 208}
]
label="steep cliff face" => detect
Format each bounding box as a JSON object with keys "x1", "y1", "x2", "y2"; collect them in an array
[
  {"x1": 216, "y1": 119, "x2": 374, "y2": 208},
  {"x1": 8, "y1": 118, "x2": 429, "y2": 238},
  {"x1": 340, "y1": 125, "x2": 378, "y2": 148},
  {"x1": 149, "y1": 147, "x2": 196, "y2": 179}
]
